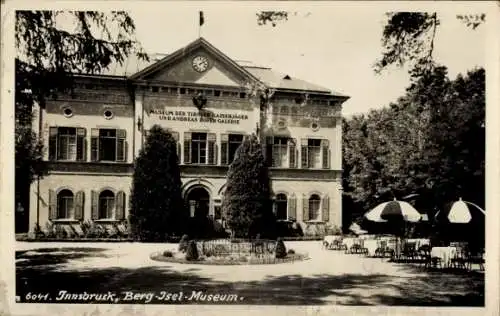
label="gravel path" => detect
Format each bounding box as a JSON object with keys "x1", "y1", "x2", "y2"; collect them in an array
[{"x1": 15, "y1": 241, "x2": 484, "y2": 305}]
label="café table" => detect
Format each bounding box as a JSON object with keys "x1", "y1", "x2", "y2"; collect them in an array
[
  {"x1": 430, "y1": 246, "x2": 458, "y2": 268},
  {"x1": 362, "y1": 239, "x2": 379, "y2": 257}
]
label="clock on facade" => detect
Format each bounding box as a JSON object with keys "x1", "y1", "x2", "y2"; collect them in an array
[{"x1": 192, "y1": 55, "x2": 209, "y2": 72}]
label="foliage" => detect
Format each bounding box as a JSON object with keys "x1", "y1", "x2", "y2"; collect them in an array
[
  {"x1": 375, "y1": 12, "x2": 484, "y2": 75},
  {"x1": 275, "y1": 238, "x2": 287, "y2": 259},
  {"x1": 256, "y1": 11, "x2": 289, "y2": 27},
  {"x1": 129, "y1": 125, "x2": 186, "y2": 241},
  {"x1": 222, "y1": 134, "x2": 276, "y2": 239},
  {"x1": 287, "y1": 249, "x2": 295, "y2": 255},
  {"x1": 185, "y1": 241, "x2": 199, "y2": 261},
  {"x1": 163, "y1": 250, "x2": 173, "y2": 257},
  {"x1": 343, "y1": 66, "x2": 485, "y2": 229},
  {"x1": 178, "y1": 234, "x2": 189, "y2": 252},
  {"x1": 15, "y1": 10, "x2": 148, "y2": 230}
]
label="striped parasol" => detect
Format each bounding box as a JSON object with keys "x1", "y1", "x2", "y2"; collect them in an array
[
  {"x1": 364, "y1": 199, "x2": 422, "y2": 223},
  {"x1": 436, "y1": 197, "x2": 485, "y2": 224}
]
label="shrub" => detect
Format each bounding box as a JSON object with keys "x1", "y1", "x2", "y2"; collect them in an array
[
  {"x1": 275, "y1": 237, "x2": 287, "y2": 259},
  {"x1": 185, "y1": 240, "x2": 199, "y2": 261},
  {"x1": 163, "y1": 250, "x2": 173, "y2": 257},
  {"x1": 287, "y1": 249, "x2": 295, "y2": 255},
  {"x1": 178, "y1": 234, "x2": 189, "y2": 252}
]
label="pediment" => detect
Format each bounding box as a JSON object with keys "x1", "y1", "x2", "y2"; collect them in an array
[{"x1": 130, "y1": 38, "x2": 260, "y2": 88}]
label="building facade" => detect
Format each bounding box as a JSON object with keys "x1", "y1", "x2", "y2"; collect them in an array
[{"x1": 28, "y1": 38, "x2": 349, "y2": 236}]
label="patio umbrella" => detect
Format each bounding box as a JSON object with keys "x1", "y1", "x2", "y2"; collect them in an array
[
  {"x1": 436, "y1": 198, "x2": 485, "y2": 224},
  {"x1": 364, "y1": 199, "x2": 422, "y2": 223}
]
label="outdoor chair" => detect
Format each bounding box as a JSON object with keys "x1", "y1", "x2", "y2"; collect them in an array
[
  {"x1": 418, "y1": 244, "x2": 431, "y2": 266},
  {"x1": 450, "y1": 247, "x2": 468, "y2": 270},
  {"x1": 400, "y1": 242, "x2": 418, "y2": 263},
  {"x1": 465, "y1": 250, "x2": 485, "y2": 271}
]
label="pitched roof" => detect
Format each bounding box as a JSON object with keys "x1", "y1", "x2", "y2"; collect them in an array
[
  {"x1": 242, "y1": 65, "x2": 348, "y2": 97},
  {"x1": 81, "y1": 37, "x2": 348, "y2": 98}
]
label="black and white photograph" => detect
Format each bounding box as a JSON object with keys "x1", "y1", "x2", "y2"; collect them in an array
[{"x1": 1, "y1": 1, "x2": 498, "y2": 315}]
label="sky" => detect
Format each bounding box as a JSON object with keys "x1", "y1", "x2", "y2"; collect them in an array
[{"x1": 125, "y1": 6, "x2": 487, "y2": 117}]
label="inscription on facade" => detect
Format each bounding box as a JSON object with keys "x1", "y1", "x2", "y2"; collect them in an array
[{"x1": 149, "y1": 109, "x2": 249, "y2": 125}]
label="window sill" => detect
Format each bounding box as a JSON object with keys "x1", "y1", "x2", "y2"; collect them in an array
[
  {"x1": 304, "y1": 220, "x2": 326, "y2": 224},
  {"x1": 93, "y1": 219, "x2": 123, "y2": 223},
  {"x1": 51, "y1": 219, "x2": 80, "y2": 223}
]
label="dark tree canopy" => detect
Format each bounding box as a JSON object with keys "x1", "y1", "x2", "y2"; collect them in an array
[
  {"x1": 15, "y1": 10, "x2": 148, "y2": 231},
  {"x1": 222, "y1": 134, "x2": 276, "y2": 239},
  {"x1": 129, "y1": 125, "x2": 186, "y2": 241},
  {"x1": 343, "y1": 66, "x2": 485, "y2": 216}
]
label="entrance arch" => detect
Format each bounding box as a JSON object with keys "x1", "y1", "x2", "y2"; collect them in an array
[{"x1": 186, "y1": 187, "x2": 210, "y2": 218}]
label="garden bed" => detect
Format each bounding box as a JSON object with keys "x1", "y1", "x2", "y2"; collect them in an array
[{"x1": 150, "y1": 251, "x2": 309, "y2": 265}]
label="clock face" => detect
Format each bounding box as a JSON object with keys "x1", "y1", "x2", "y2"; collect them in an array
[{"x1": 192, "y1": 55, "x2": 209, "y2": 72}]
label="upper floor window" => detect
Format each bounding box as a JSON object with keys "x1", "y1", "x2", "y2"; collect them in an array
[
  {"x1": 91, "y1": 128, "x2": 127, "y2": 162},
  {"x1": 184, "y1": 132, "x2": 216, "y2": 165},
  {"x1": 265, "y1": 136, "x2": 297, "y2": 168},
  {"x1": 301, "y1": 138, "x2": 330, "y2": 169},
  {"x1": 49, "y1": 127, "x2": 86, "y2": 161},
  {"x1": 221, "y1": 133, "x2": 244, "y2": 165}
]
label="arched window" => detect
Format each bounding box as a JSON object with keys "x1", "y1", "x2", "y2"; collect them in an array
[
  {"x1": 99, "y1": 190, "x2": 115, "y2": 219},
  {"x1": 57, "y1": 189, "x2": 74, "y2": 219},
  {"x1": 309, "y1": 194, "x2": 321, "y2": 220},
  {"x1": 276, "y1": 193, "x2": 288, "y2": 220}
]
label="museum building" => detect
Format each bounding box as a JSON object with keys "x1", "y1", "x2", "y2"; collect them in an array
[{"x1": 28, "y1": 37, "x2": 350, "y2": 236}]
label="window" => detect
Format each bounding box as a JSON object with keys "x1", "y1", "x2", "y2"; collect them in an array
[
  {"x1": 309, "y1": 194, "x2": 321, "y2": 221},
  {"x1": 49, "y1": 127, "x2": 86, "y2": 161},
  {"x1": 272, "y1": 137, "x2": 288, "y2": 167},
  {"x1": 221, "y1": 134, "x2": 244, "y2": 165},
  {"x1": 191, "y1": 133, "x2": 207, "y2": 164},
  {"x1": 275, "y1": 193, "x2": 288, "y2": 220},
  {"x1": 301, "y1": 138, "x2": 329, "y2": 169},
  {"x1": 308, "y1": 139, "x2": 322, "y2": 168},
  {"x1": 57, "y1": 189, "x2": 74, "y2": 219},
  {"x1": 214, "y1": 90, "x2": 221, "y2": 97},
  {"x1": 184, "y1": 132, "x2": 216, "y2": 165},
  {"x1": 91, "y1": 128, "x2": 127, "y2": 162},
  {"x1": 266, "y1": 136, "x2": 297, "y2": 168},
  {"x1": 98, "y1": 190, "x2": 115, "y2": 219}
]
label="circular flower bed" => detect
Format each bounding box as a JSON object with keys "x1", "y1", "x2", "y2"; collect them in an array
[{"x1": 150, "y1": 238, "x2": 309, "y2": 265}]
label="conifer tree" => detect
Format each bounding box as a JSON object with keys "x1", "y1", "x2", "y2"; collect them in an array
[
  {"x1": 222, "y1": 134, "x2": 276, "y2": 239},
  {"x1": 129, "y1": 125, "x2": 186, "y2": 241}
]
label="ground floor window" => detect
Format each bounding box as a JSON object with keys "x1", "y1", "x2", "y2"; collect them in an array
[
  {"x1": 309, "y1": 194, "x2": 321, "y2": 220},
  {"x1": 275, "y1": 193, "x2": 288, "y2": 220},
  {"x1": 57, "y1": 189, "x2": 74, "y2": 219},
  {"x1": 99, "y1": 190, "x2": 115, "y2": 219}
]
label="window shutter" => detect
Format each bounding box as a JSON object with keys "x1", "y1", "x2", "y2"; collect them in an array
[
  {"x1": 91, "y1": 128, "x2": 99, "y2": 161},
  {"x1": 322, "y1": 139, "x2": 330, "y2": 169},
  {"x1": 75, "y1": 190, "x2": 85, "y2": 220},
  {"x1": 115, "y1": 191, "x2": 125, "y2": 220},
  {"x1": 265, "y1": 136, "x2": 273, "y2": 166},
  {"x1": 301, "y1": 139, "x2": 309, "y2": 168},
  {"x1": 49, "y1": 127, "x2": 58, "y2": 160},
  {"x1": 91, "y1": 190, "x2": 98, "y2": 220},
  {"x1": 208, "y1": 133, "x2": 216, "y2": 165},
  {"x1": 116, "y1": 129, "x2": 127, "y2": 162},
  {"x1": 76, "y1": 128, "x2": 86, "y2": 161},
  {"x1": 289, "y1": 138, "x2": 297, "y2": 168},
  {"x1": 289, "y1": 194, "x2": 296, "y2": 220},
  {"x1": 49, "y1": 189, "x2": 57, "y2": 220},
  {"x1": 302, "y1": 195, "x2": 309, "y2": 221},
  {"x1": 170, "y1": 132, "x2": 180, "y2": 163},
  {"x1": 221, "y1": 134, "x2": 228, "y2": 165},
  {"x1": 322, "y1": 195, "x2": 330, "y2": 222},
  {"x1": 184, "y1": 132, "x2": 191, "y2": 164}
]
